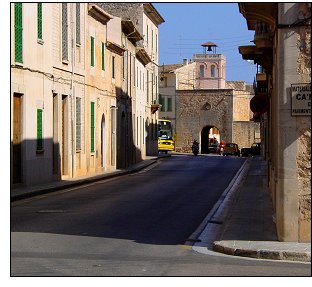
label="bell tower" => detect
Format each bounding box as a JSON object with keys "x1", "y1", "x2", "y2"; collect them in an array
[{"x1": 193, "y1": 41, "x2": 226, "y2": 89}]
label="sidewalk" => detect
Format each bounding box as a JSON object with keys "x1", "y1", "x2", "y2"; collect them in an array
[
  {"x1": 11, "y1": 154, "x2": 169, "y2": 201},
  {"x1": 194, "y1": 156, "x2": 311, "y2": 263}
]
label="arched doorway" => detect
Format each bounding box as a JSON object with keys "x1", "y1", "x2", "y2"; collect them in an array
[
  {"x1": 101, "y1": 114, "x2": 106, "y2": 169},
  {"x1": 201, "y1": 125, "x2": 221, "y2": 154}
]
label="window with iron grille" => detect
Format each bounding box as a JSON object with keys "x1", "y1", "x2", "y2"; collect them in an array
[
  {"x1": 76, "y1": 3, "x2": 81, "y2": 45},
  {"x1": 76, "y1": 97, "x2": 81, "y2": 151},
  {"x1": 37, "y1": 3, "x2": 42, "y2": 40},
  {"x1": 14, "y1": 3, "x2": 23, "y2": 63},
  {"x1": 62, "y1": 3, "x2": 68, "y2": 61}
]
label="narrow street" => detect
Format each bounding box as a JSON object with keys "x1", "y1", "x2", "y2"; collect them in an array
[{"x1": 11, "y1": 155, "x2": 309, "y2": 276}]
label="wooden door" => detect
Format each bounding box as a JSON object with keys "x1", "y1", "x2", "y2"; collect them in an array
[{"x1": 13, "y1": 95, "x2": 22, "y2": 183}]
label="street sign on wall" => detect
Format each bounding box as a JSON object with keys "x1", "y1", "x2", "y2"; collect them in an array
[{"x1": 291, "y1": 83, "x2": 311, "y2": 116}]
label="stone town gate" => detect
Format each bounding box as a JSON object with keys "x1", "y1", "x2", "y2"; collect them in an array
[{"x1": 175, "y1": 89, "x2": 235, "y2": 153}]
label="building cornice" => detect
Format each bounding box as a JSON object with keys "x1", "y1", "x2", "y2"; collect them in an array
[
  {"x1": 143, "y1": 3, "x2": 165, "y2": 27},
  {"x1": 238, "y1": 45, "x2": 273, "y2": 72},
  {"x1": 135, "y1": 47, "x2": 152, "y2": 66},
  {"x1": 238, "y1": 3, "x2": 277, "y2": 30},
  {"x1": 106, "y1": 41, "x2": 126, "y2": 56},
  {"x1": 88, "y1": 4, "x2": 112, "y2": 25},
  {"x1": 121, "y1": 20, "x2": 143, "y2": 43}
]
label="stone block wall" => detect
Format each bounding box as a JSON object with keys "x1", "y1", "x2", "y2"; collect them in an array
[
  {"x1": 175, "y1": 89, "x2": 234, "y2": 152},
  {"x1": 232, "y1": 121, "x2": 260, "y2": 149}
]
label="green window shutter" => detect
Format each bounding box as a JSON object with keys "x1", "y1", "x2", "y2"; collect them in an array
[
  {"x1": 101, "y1": 42, "x2": 105, "y2": 71},
  {"x1": 167, "y1": 98, "x2": 172, "y2": 112},
  {"x1": 37, "y1": 3, "x2": 42, "y2": 40},
  {"x1": 37, "y1": 109, "x2": 43, "y2": 150},
  {"x1": 90, "y1": 102, "x2": 95, "y2": 152},
  {"x1": 14, "y1": 3, "x2": 23, "y2": 63},
  {"x1": 91, "y1": 36, "x2": 94, "y2": 67}
]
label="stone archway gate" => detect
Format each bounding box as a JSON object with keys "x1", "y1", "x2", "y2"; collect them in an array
[{"x1": 175, "y1": 89, "x2": 235, "y2": 153}]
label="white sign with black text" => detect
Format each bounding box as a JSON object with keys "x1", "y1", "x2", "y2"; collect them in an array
[{"x1": 291, "y1": 83, "x2": 311, "y2": 116}]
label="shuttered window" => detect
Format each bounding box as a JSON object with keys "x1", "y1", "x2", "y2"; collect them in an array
[
  {"x1": 37, "y1": 3, "x2": 42, "y2": 40},
  {"x1": 146, "y1": 25, "x2": 148, "y2": 45},
  {"x1": 90, "y1": 102, "x2": 95, "y2": 152},
  {"x1": 76, "y1": 3, "x2": 81, "y2": 45},
  {"x1": 14, "y1": 3, "x2": 23, "y2": 63},
  {"x1": 167, "y1": 98, "x2": 172, "y2": 112},
  {"x1": 62, "y1": 3, "x2": 68, "y2": 61},
  {"x1": 76, "y1": 97, "x2": 81, "y2": 150},
  {"x1": 112, "y1": 56, "x2": 115, "y2": 78},
  {"x1": 101, "y1": 42, "x2": 105, "y2": 71},
  {"x1": 37, "y1": 109, "x2": 43, "y2": 150},
  {"x1": 91, "y1": 36, "x2": 94, "y2": 66},
  {"x1": 159, "y1": 95, "x2": 165, "y2": 112}
]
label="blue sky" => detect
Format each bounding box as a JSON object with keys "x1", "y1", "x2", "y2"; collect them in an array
[{"x1": 153, "y1": 2, "x2": 257, "y2": 84}]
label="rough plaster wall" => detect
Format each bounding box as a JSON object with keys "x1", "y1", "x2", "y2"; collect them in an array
[
  {"x1": 296, "y1": 117, "x2": 311, "y2": 241},
  {"x1": 233, "y1": 91, "x2": 253, "y2": 121},
  {"x1": 296, "y1": 10, "x2": 311, "y2": 241},
  {"x1": 297, "y1": 20, "x2": 311, "y2": 83}
]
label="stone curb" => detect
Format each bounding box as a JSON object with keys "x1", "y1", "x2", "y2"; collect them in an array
[{"x1": 213, "y1": 241, "x2": 311, "y2": 262}]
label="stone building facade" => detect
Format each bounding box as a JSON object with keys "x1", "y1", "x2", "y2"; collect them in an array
[
  {"x1": 175, "y1": 89, "x2": 234, "y2": 153},
  {"x1": 239, "y1": 3, "x2": 311, "y2": 242},
  {"x1": 98, "y1": 3, "x2": 165, "y2": 157},
  {"x1": 159, "y1": 50, "x2": 259, "y2": 153},
  {"x1": 11, "y1": 3, "x2": 164, "y2": 188}
]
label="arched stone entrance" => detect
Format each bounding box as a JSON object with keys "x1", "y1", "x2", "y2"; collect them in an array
[{"x1": 201, "y1": 125, "x2": 221, "y2": 154}]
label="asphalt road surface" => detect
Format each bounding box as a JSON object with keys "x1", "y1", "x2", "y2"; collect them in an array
[{"x1": 11, "y1": 154, "x2": 310, "y2": 276}]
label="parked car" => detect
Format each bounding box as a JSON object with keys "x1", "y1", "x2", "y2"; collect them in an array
[
  {"x1": 251, "y1": 142, "x2": 261, "y2": 155},
  {"x1": 208, "y1": 144, "x2": 218, "y2": 153},
  {"x1": 241, "y1": 147, "x2": 253, "y2": 157},
  {"x1": 223, "y1": 143, "x2": 240, "y2": 156}
]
